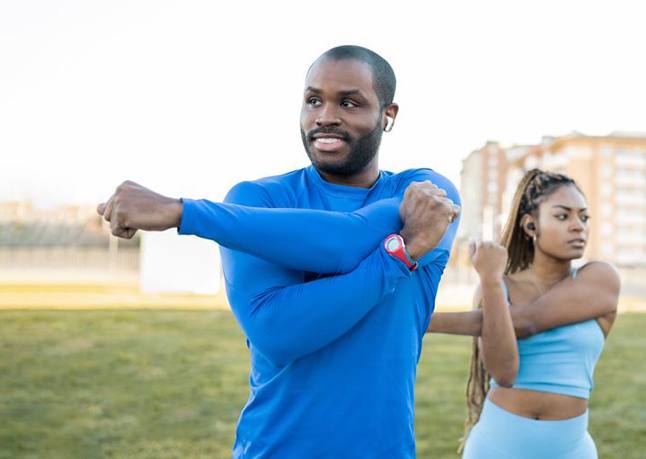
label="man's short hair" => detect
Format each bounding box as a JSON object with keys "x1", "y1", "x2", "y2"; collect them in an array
[{"x1": 313, "y1": 45, "x2": 396, "y2": 108}]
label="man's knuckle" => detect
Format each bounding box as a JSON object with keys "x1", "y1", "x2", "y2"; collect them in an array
[{"x1": 117, "y1": 181, "x2": 132, "y2": 191}]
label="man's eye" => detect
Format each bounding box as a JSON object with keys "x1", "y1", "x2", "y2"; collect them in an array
[
  {"x1": 307, "y1": 97, "x2": 321, "y2": 106},
  {"x1": 341, "y1": 99, "x2": 357, "y2": 108}
]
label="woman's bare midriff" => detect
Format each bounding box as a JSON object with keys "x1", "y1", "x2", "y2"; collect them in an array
[{"x1": 489, "y1": 386, "x2": 588, "y2": 420}]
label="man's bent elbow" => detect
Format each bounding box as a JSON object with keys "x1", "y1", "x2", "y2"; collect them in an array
[
  {"x1": 240, "y1": 315, "x2": 298, "y2": 367},
  {"x1": 249, "y1": 335, "x2": 296, "y2": 368}
]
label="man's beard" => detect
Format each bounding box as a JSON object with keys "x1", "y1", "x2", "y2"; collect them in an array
[{"x1": 300, "y1": 118, "x2": 383, "y2": 177}]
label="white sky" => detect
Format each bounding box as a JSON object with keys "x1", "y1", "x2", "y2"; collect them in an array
[{"x1": 1, "y1": 0, "x2": 645, "y2": 208}]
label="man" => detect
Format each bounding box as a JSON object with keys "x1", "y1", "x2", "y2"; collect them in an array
[{"x1": 98, "y1": 45, "x2": 461, "y2": 458}]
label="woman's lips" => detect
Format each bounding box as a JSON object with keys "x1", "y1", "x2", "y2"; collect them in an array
[{"x1": 568, "y1": 239, "x2": 586, "y2": 248}]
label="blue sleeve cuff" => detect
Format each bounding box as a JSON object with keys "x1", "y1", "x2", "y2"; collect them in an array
[{"x1": 177, "y1": 197, "x2": 198, "y2": 235}]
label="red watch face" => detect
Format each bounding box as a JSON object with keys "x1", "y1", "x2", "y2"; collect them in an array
[
  {"x1": 385, "y1": 235, "x2": 403, "y2": 252},
  {"x1": 384, "y1": 234, "x2": 417, "y2": 271}
]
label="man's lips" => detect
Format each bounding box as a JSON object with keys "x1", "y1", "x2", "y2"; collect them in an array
[
  {"x1": 311, "y1": 136, "x2": 348, "y2": 152},
  {"x1": 311, "y1": 132, "x2": 346, "y2": 139}
]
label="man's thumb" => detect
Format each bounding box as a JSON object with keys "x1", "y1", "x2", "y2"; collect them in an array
[{"x1": 97, "y1": 203, "x2": 106, "y2": 215}]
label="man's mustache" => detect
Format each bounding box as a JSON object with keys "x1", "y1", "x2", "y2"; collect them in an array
[{"x1": 307, "y1": 127, "x2": 351, "y2": 142}]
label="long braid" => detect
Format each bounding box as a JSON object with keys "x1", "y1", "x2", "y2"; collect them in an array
[{"x1": 457, "y1": 169, "x2": 583, "y2": 454}]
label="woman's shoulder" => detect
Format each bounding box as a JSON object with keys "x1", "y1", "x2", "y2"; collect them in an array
[
  {"x1": 576, "y1": 260, "x2": 619, "y2": 276},
  {"x1": 574, "y1": 261, "x2": 621, "y2": 291}
]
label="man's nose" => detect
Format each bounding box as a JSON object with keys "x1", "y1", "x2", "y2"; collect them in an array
[{"x1": 316, "y1": 103, "x2": 341, "y2": 127}]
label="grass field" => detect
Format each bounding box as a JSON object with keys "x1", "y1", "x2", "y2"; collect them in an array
[{"x1": 1, "y1": 309, "x2": 645, "y2": 458}]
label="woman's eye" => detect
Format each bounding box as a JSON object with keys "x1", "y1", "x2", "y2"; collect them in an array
[
  {"x1": 556, "y1": 214, "x2": 567, "y2": 220},
  {"x1": 581, "y1": 215, "x2": 590, "y2": 222}
]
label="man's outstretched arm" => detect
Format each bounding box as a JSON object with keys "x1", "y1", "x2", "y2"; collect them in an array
[
  {"x1": 97, "y1": 178, "x2": 460, "y2": 274},
  {"x1": 179, "y1": 181, "x2": 403, "y2": 274}
]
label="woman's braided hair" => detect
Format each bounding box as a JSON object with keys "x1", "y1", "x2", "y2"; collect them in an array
[{"x1": 457, "y1": 168, "x2": 584, "y2": 454}]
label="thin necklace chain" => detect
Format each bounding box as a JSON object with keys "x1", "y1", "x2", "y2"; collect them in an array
[{"x1": 529, "y1": 269, "x2": 571, "y2": 296}]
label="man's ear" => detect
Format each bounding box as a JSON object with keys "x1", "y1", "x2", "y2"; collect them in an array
[{"x1": 383, "y1": 103, "x2": 399, "y2": 132}]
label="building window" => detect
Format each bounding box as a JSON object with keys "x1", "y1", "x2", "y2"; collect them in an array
[
  {"x1": 616, "y1": 149, "x2": 646, "y2": 168},
  {"x1": 601, "y1": 223, "x2": 613, "y2": 236}
]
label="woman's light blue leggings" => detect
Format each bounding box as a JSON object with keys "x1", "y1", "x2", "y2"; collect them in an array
[{"x1": 462, "y1": 396, "x2": 598, "y2": 459}]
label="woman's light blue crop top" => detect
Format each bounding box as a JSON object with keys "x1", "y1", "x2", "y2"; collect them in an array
[{"x1": 489, "y1": 269, "x2": 605, "y2": 399}]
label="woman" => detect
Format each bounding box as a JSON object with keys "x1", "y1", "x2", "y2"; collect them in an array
[{"x1": 428, "y1": 169, "x2": 621, "y2": 458}]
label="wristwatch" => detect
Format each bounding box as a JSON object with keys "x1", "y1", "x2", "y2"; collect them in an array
[{"x1": 384, "y1": 234, "x2": 418, "y2": 272}]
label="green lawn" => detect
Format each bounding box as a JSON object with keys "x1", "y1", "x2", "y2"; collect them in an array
[{"x1": 1, "y1": 310, "x2": 644, "y2": 458}]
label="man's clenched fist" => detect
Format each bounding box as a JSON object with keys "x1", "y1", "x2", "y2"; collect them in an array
[
  {"x1": 399, "y1": 180, "x2": 460, "y2": 260},
  {"x1": 97, "y1": 181, "x2": 183, "y2": 239}
]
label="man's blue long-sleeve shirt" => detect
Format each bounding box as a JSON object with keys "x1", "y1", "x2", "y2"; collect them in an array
[{"x1": 178, "y1": 165, "x2": 460, "y2": 458}]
